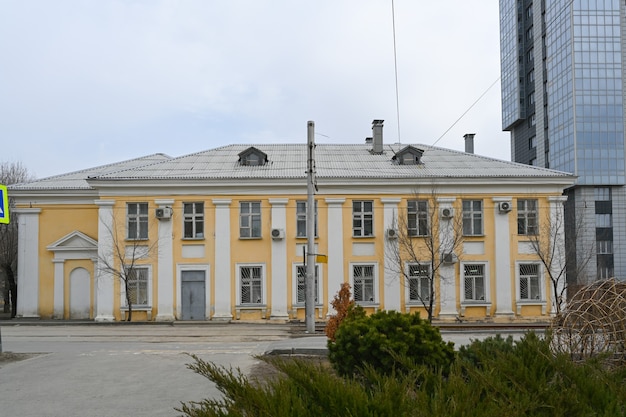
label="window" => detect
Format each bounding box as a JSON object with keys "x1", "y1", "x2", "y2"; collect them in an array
[
  {"x1": 295, "y1": 265, "x2": 319, "y2": 304},
  {"x1": 183, "y1": 202, "x2": 204, "y2": 239},
  {"x1": 519, "y1": 263, "x2": 541, "y2": 300},
  {"x1": 596, "y1": 213, "x2": 612, "y2": 228},
  {"x1": 127, "y1": 203, "x2": 148, "y2": 240},
  {"x1": 353, "y1": 264, "x2": 375, "y2": 302},
  {"x1": 407, "y1": 264, "x2": 430, "y2": 302},
  {"x1": 407, "y1": 200, "x2": 428, "y2": 236},
  {"x1": 594, "y1": 187, "x2": 611, "y2": 201},
  {"x1": 517, "y1": 199, "x2": 538, "y2": 235},
  {"x1": 240, "y1": 201, "x2": 261, "y2": 238},
  {"x1": 296, "y1": 201, "x2": 318, "y2": 238},
  {"x1": 463, "y1": 264, "x2": 485, "y2": 301},
  {"x1": 597, "y1": 241, "x2": 613, "y2": 254},
  {"x1": 240, "y1": 265, "x2": 263, "y2": 304},
  {"x1": 126, "y1": 267, "x2": 149, "y2": 306},
  {"x1": 529, "y1": 135, "x2": 536, "y2": 149},
  {"x1": 353, "y1": 201, "x2": 373, "y2": 237},
  {"x1": 462, "y1": 200, "x2": 483, "y2": 235}
]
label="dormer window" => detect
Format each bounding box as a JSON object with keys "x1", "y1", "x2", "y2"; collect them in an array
[
  {"x1": 392, "y1": 146, "x2": 424, "y2": 165},
  {"x1": 238, "y1": 147, "x2": 268, "y2": 166}
]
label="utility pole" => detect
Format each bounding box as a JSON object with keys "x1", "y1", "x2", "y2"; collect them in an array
[{"x1": 306, "y1": 121, "x2": 316, "y2": 333}]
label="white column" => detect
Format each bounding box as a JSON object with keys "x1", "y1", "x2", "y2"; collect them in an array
[
  {"x1": 437, "y1": 198, "x2": 458, "y2": 318},
  {"x1": 155, "y1": 199, "x2": 175, "y2": 321},
  {"x1": 269, "y1": 198, "x2": 289, "y2": 320},
  {"x1": 95, "y1": 200, "x2": 115, "y2": 322},
  {"x1": 15, "y1": 208, "x2": 41, "y2": 318},
  {"x1": 52, "y1": 259, "x2": 65, "y2": 319},
  {"x1": 493, "y1": 197, "x2": 515, "y2": 317},
  {"x1": 381, "y1": 198, "x2": 401, "y2": 311},
  {"x1": 212, "y1": 199, "x2": 233, "y2": 320},
  {"x1": 325, "y1": 198, "x2": 345, "y2": 315},
  {"x1": 549, "y1": 195, "x2": 568, "y2": 313}
]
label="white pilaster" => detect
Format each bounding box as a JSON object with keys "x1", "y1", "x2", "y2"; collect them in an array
[
  {"x1": 549, "y1": 195, "x2": 568, "y2": 314},
  {"x1": 15, "y1": 208, "x2": 41, "y2": 318},
  {"x1": 437, "y1": 198, "x2": 458, "y2": 318},
  {"x1": 94, "y1": 200, "x2": 115, "y2": 322},
  {"x1": 269, "y1": 198, "x2": 289, "y2": 320},
  {"x1": 381, "y1": 198, "x2": 401, "y2": 312},
  {"x1": 325, "y1": 198, "x2": 345, "y2": 315},
  {"x1": 212, "y1": 199, "x2": 233, "y2": 320},
  {"x1": 493, "y1": 197, "x2": 515, "y2": 317},
  {"x1": 155, "y1": 199, "x2": 175, "y2": 321},
  {"x1": 52, "y1": 259, "x2": 65, "y2": 319}
]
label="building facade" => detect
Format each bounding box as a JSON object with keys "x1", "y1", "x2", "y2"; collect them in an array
[
  {"x1": 10, "y1": 123, "x2": 575, "y2": 321},
  {"x1": 500, "y1": 0, "x2": 626, "y2": 282}
]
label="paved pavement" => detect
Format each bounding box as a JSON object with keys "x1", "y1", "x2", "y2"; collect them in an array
[{"x1": 0, "y1": 321, "x2": 541, "y2": 417}]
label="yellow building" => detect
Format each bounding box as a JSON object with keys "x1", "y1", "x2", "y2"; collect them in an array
[{"x1": 10, "y1": 122, "x2": 575, "y2": 322}]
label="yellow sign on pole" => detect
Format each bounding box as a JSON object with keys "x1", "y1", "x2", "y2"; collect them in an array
[
  {"x1": 315, "y1": 254, "x2": 328, "y2": 263},
  {"x1": 0, "y1": 184, "x2": 8, "y2": 224}
]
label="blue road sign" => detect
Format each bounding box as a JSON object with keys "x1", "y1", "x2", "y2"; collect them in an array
[{"x1": 0, "y1": 184, "x2": 9, "y2": 224}]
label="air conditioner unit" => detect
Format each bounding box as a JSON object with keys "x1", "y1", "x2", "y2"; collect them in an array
[
  {"x1": 498, "y1": 201, "x2": 512, "y2": 213},
  {"x1": 155, "y1": 207, "x2": 172, "y2": 220},
  {"x1": 386, "y1": 228, "x2": 398, "y2": 239},
  {"x1": 441, "y1": 252, "x2": 458, "y2": 264},
  {"x1": 440, "y1": 207, "x2": 454, "y2": 219},
  {"x1": 271, "y1": 228, "x2": 285, "y2": 240}
]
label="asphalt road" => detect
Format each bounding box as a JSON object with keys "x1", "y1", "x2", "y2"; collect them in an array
[{"x1": 0, "y1": 323, "x2": 301, "y2": 417}]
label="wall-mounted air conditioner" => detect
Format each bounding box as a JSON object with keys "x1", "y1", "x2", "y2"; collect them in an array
[
  {"x1": 386, "y1": 228, "x2": 398, "y2": 239},
  {"x1": 441, "y1": 252, "x2": 458, "y2": 264},
  {"x1": 440, "y1": 207, "x2": 454, "y2": 219},
  {"x1": 498, "y1": 201, "x2": 512, "y2": 213},
  {"x1": 155, "y1": 207, "x2": 172, "y2": 220},
  {"x1": 271, "y1": 228, "x2": 285, "y2": 240}
]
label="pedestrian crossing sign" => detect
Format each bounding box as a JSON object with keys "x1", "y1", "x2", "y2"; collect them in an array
[{"x1": 0, "y1": 184, "x2": 9, "y2": 224}]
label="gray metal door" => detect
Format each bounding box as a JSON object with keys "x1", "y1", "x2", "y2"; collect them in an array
[{"x1": 181, "y1": 270, "x2": 206, "y2": 320}]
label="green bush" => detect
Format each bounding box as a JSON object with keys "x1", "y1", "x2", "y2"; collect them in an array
[{"x1": 327, "y1": 310, "x2": 455, "y2": 377}]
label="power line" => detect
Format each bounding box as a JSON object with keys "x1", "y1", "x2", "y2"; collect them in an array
[{"x1": 391, "y1": 0, "x2": 401, "y2": 145}]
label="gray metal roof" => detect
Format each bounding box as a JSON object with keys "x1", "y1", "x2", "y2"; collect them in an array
[{"x1": 10, "y1": 144, "x2": 575, "y2": 191}]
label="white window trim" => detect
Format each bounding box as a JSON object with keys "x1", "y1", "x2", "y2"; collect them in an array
[
  {"x1": 120, "y1": 264, "x2": 153, "y2": 310},
  {"x1": 291, "y1": 263, "x2": 323, "y2": 307},
  {"x1": 350, "y1": 262, "x2": 379, "y2": 307},
  {"x1": 460, "y1": 261, "x2": 491, "y2": 315},
  {"x1": 236, "y1": 263, "x2": 267, "y2": 306},
  {"x1": 515, "y1": 261, "x2": 546, "y2": 315},
  {"x1": 404, "y1": 262, "x2": 433, "y2": 306}
]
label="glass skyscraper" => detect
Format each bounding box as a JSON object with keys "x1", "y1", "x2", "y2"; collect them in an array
[{"x1": 500, "y1": 0, "x2": 626, "y2": 283}]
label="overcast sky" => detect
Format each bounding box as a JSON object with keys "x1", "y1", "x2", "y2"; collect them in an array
[{"x1": 0, "y1": 1, "x2": 508, "y2": 179}]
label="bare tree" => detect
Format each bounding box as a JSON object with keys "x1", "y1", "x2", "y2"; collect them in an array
[
  {"x1": 97, "y1": 207, "x2": 159, "y2": 321},
  {"x1": 0, "y1": 161, "x2": 34, "y2": 317},
  {"x1": 526, "y1": 199, "x2": 594, "y2": 316},
  {"x1": 386, "y1": 190, "x2": 465, "y2": 322}
]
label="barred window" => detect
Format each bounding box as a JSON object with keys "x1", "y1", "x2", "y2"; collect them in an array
[
  {"x1": 240, "y1": 266, "x2": 263, "y2": 304},
  {"x1": 353, "y1": 265, "x2": 375, "y2": 302},
  {"x1": 463, "y1": 264, "x2": 485, "y2": 301},
  {"x1": 127, "y1": 203, "x2": 148, "y2": 240},
  {"x1": 126, "y1": 267, "x2": 149, "y2": 306},
  {"x1": 296, "y1": 265, "x2": 319, "y2": 304},
  {"x1": 183, "y1": 202, "x2": 204, "y2": 238},
  {"x1": 407, "y1": 200, "x2": 428, "y2": 236},
  {"x1": 519, "y1": 263, "x2": 540, "y2": 300},
  {"x1": 408, "y1": 264, "x2": 430, "y2": 302}
]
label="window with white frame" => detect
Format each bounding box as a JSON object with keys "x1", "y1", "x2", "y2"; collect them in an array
[
  {"x1": 353, "y1": 200, "x2": 373, "y2": 237},
  {"x1": 519, "y1": 263, "x2": 541, "y2": 300},
  {"x1": 126, "y1": 267, "x2": 149, "y2": 306},
  {"x1": 462, "y1": 200, "x2": 483, "y2": 236},
  {"x1": 295, "y1": 264, "x2": 319, "y2": 304},
  {"x1": 463, "y1": 264, "x2": 486, "y2": 301},
  {"x1": 596, "y1": 213, "x2": 612, "y2": 228},
  {"x1": 517, "y1": 199, "x2": 538, "y2": 235},
  {"x1": 240, "y1": 201, "x2": 261, "y2": 238},
  {"x1": 353, "y1": 264, "x2": 375, "y2": 302},
  {"x1": 183, "y1": 202, "x2": 204, "y2": 239},
  {"x1": 296, "y1": 201, "x2": 318, "y2": 238},
  {"x1": 407, "y1": 263, "x2": 430, "y2": 302},
  {"x1": 239, "y1": 265, "x2": 263, "y2": 304},
  {"x1": 407, "y1": 200, "x2": 429, "y2": 236},
  {"x1": 597, "y1": 240, "x2": 613, "y2": 254},
  {"x1": 127, "y1": 202, "x2": 149, "y2": 240}
]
